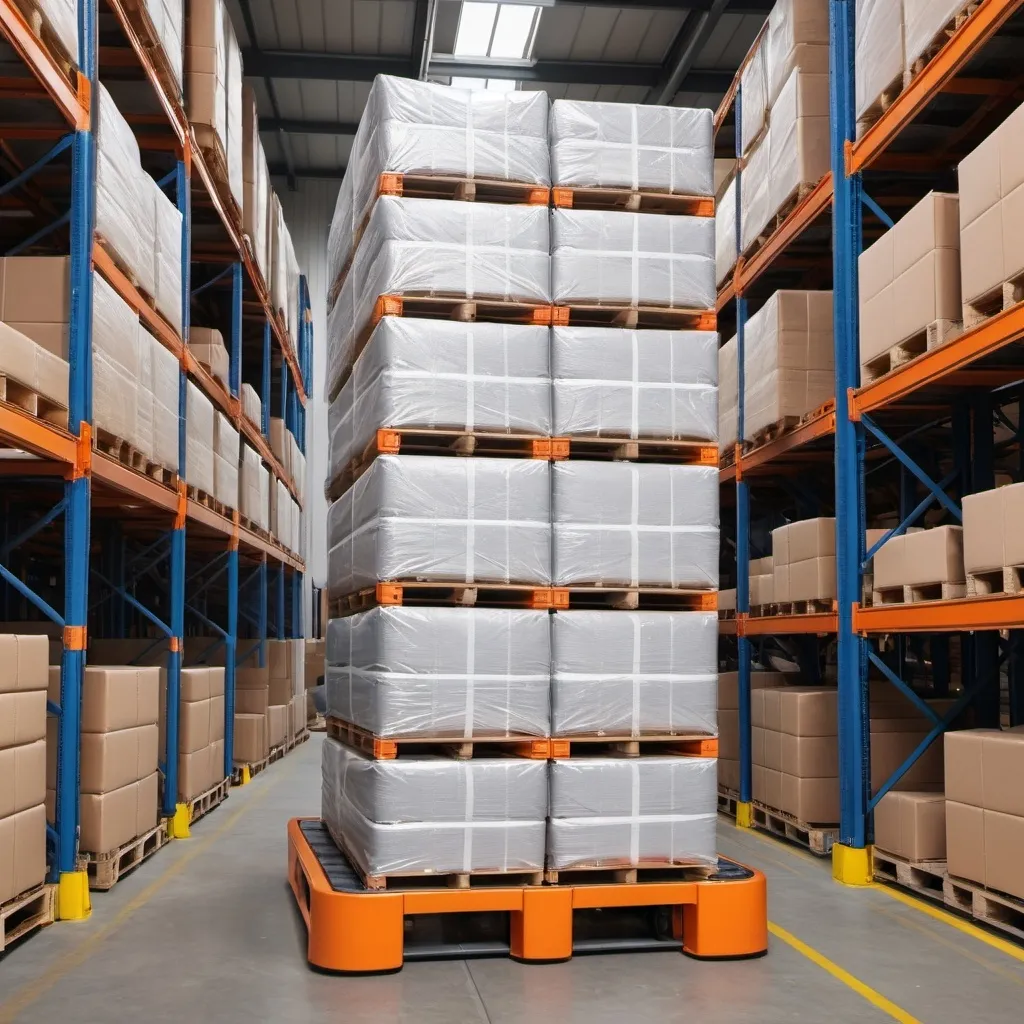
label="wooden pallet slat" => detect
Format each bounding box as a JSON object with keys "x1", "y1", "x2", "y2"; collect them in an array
[
  {"x1": 717, "y1": 788, "x2": 741, "y2": 818},
  {"x1": 855, "y1": 71, "x2": 905, "y2": 141},
  {"x1": 870, "y1": 581, "x2": 967, "y2": 606},
  {"x1": 966, "y1": 563, "x2": 1024, "y2": 598},
  {"x1": 742, "y1": 181, "x2": 816, "y2": 257},
  {"x1": 561, "y1": 436, "x2": 718, "y2": 465},
  {"x1": 330, "y1": 581, "x2": 569, "y2": 617},
  {"x1": 549, "y1": 733, "x2": 718, "y2": 759},
  {"x1": 563, "y1": 585, "x2": 718, "y2": 612},
  {"x1": 0, "y1": 374, "x2": 69, "y2": 429},
  {"x1": 187, "y1": 776, "x2": 231, "y2": 826},
  {"x1": 872, "y1": 849, "x2": 947, "y2": 905},
  {"x1": 543, "y1": 860, "x2": 717, "y2": 886},
  {"x1": 0, "y1": 882, "x2": 56, "y2": 953},
  {"x1": 80, "y1": 822, "x2": 169, "y2": 890},
  {"x1": 552, "y1": 303, "x2": 715, "y2": 332},
  {"x1": 860, "y1": 318, "x2": 962, "y2": 385},
  {"x1": 751, "y1": 801, "x2": 838, "y2": 857},
  {"x1": 379, "y1": 172, "x2": 550, "y2": 206},
  {"x1": 552, "y1": 185, "x2": 714, "y2": 217},
  {"x1": 944, "y1": 873, "x2": 1024, "y2": 944},
  {"x1": 963, "y1": 271, "x2": 1024, "y2": 331}
]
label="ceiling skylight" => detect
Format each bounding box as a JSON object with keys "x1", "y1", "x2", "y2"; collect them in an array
[{"x1": 453, "y1": 2, "x2": 540, "y2": 61}]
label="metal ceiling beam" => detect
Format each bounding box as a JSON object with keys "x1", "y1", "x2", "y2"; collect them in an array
[
  {"x1": 412, "y1": 0, "x2": 437, "y2": 79},
  {"x1": 493, "y1": 0, "x2": 772, "y2": 10},
  {"x1": 260, "y1": 118, "x2": 360, "y2": 136},
  {"x1": 243, "y1": 49, "x2": 732, "y2": 91},
  {"x1": 268, "y1": 164, "x2": 347, "y2": 181},
  {"x1": 650, "y1": 0, "x2": 731, "y2": 104}
]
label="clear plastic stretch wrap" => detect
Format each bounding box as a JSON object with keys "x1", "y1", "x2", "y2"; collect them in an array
[
  {"x1": 551, "y1": 611, "x2": 717, "y2": 737},
  {"x1": 270, "y1": 196, "x2": 289, "y2": 324},
  {"x1": 551, "y1": 462, "x2": 719, "y2": 589},
  {"x1": 740, "y1": 68, "x2": 830, "y2": 253},
  {"x1": 271, "y1": 478, "x2": 290, "y2": 542},
  {"x1": 550, "y1": 209, "x2": 715, "y2": 310},
  {"x1": 325, "y1": 607, "x2": 551, "y2": 738},
  {"x1": 96, "y1": 85, "x2": 146, "y2": 288},
  {"x1": 239, "y1": 444, "x2": 261, "y2": 525},
  {"x1": 92, "y1": 273, "x2": 140, "y2": 450},
  {"x1": 327, "y1": 171, "x2": 354, "y2": 299},
  {"x1": 32, "y1": 0, "x2": 77, "y2": 61},
  {"x1": 551, "y1": 327, "x2": 717, "y2": 441},
  {"x1": 136, "y1": 326, "x2": 154, "y2": 460},
  {"x1": 149, "y1": 332, "x2": 179, "y2": 471},
  {"x1": 743, "y1": 290, "x2": 834, "y2": 440},
  {"x1": 328, "y1": 318, "x2": 550, "y2": 484},
  {"x1": 328, "y1": 197, "x2": 551, "y2": 396},
  {"x1": 242, "y1": 94, "x2": 270, "y2": 282},
  {"x1": 285, "y1": 228, "x2": 301, "y2": 343},
  {"x1": 241, "y1": 383, "x2": 261, "y2": 428},
  {"x1": 321, "y1": 738, "x2": 546, "y2": 876},
  {"x1": 762, "y1": 0, "x2": 830, "y2": 111},
  {"x1": 186, "y1": 382, "x2": 215, "y2": 496},
  {"x1": 718, "y1": 335, "x2": 738, "y2": 454},
  {"x1": 904, "y1": 1, "x2": 967, "y2": 69},
  {"x1": 258, "y1": 463, "x2": 270, "y2": 531},
  {"x1": 549, "y1": 101, "x2": 713, "y2": 195},
  {"x1": 327, "y1": 455, "x2": 552, "y2": 597},
  {"x1": 547, "y1": 757, "x2": 718, "y2": 869},
  {"x1": 328, "y1": 76, "x2": 550, "y2": 284},
  {"x1": 739, "y1": 40, "x2": 769, "y2": 156},
  {"x1": 150, "y1": 176, "x2": 183, "y2": 335},
  {"x1": 212, "y1": 411, "x2": 238, "y2": 508},
  {"x1": 143, "y1": 0, "x2": 184, "y2": 92},
  {"x1": 716, "y1": 177, "x2": 738, "y2": 287},
  {"x1": 855, "y1": 0, "x2": 904, "y2": 121}
]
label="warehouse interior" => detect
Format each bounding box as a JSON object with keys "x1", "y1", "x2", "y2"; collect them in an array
[{"x1": 4, "y1": 1, "x2": 1024, "y2": 1022}]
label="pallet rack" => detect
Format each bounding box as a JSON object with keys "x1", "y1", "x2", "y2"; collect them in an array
[
  {"x1": 719, "y1": 0, "x2": 1024, "y2": 883},
  {"x1": 0, "y1": 0, "x2": 309, "y2": 919}
]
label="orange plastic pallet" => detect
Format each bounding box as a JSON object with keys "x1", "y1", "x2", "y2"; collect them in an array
[{"x1": 289, "y1": 819, "x2": 768, "y2": 973}]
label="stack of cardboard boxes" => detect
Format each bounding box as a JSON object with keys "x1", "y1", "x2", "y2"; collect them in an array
[
  {"x1": 772, "y1": 517, "x2": 836, "y2": 606},
  {"x1": 0, "y1": 636, "x2": 47, "y2": 904},
  {"x1": 749, "y1": 556, "x2": 774, "y2": 610},
  {"x1": 963, "y1": 481, "x2": 1024, "y2": 589},
  {"x1": 234, "y1": 665, "x2": 269, "y2": 767},
  {"x1": 171, "y1": 667, "x2": 226, "y2": 801},
  {"x1": 717, "y1": 669, "x2": 785, "y2": 794},
  {"x1": 872, "y1": 525, "x2": 965, "y2": 602},
  {"x1": 304, "y1": 638, "x2": 325, "y2": 727}
]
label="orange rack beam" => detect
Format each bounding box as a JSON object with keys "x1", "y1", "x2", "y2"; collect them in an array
[
  {"x1": 739, "y1": 612, "x2": 838, "y2": 636},
  {"x1": 849, "y1": 0, "x2": 1024, "y2": 174},
  {"x1": 288, "y1": 819, "x2": 768, "y2": 974},
  {"x1": 0, "y1": 405, "x2": 77, "y2": 464},
  {"x1": 854, "y1": 595, "x2": 1024, "y2": 634},
  {"x1": 188, "y1": 498, "x2": 303, "y2": 570},
  {"x1": 720, "y1": 401, "x2": 836, "y2": 483},
  {"x1": 852, "y1": 302, "x2": 1024, "y2": 415},
  {"x1": 718, "y1": 616, "x2": 738, "y2": 636}
]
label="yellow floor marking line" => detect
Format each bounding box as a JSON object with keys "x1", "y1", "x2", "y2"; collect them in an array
[
  {"x1": 873, "y1": 903, "x2": 1024, "y2": 987},
  {"x1": 0, "y1": 761, "x2": 298, "y2": 1024},
  {"x1": 874, "y1": 884, "x2": 1024, "y2": 965},
  {"x1": 768, "y1": 921, "x2": 922, "y2": 1024}
]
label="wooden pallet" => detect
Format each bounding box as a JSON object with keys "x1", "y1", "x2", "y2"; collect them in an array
[
  {"x1": 81, "y1": 822, "x2": 169, "y2": 891},
  {"x1": 186, "y1": 776, "x2": 231, "y2": 827},
  {"x1": 0, "y1": 883, "x2": 56, "y2": 954},
  {"x1": 861, "y1": 319, "x2": 962, "y2": 385},
  {"x1": 327, "y1": 822, "x2": 544, "y2": 892},
  {"x1": 748, "y1": 603, "x2": 777, "y2": 618},
  {"x1": 232, "y1": 754, "x2": 270, "y2": 784},
  {"x1": 325, "y1": 428, "x2": 560, "y2": 500},
  {"x1": 0, "y1": 373, "x2": 69, "y2": 430},
  {"x1": 717, "y1": 788, "x2": 741, "y2": 817},
  {"x1": 11, "y1": 0, "x2": 76, "y2": 73},
  {"x1": 330, "y1": 581, "x2": 568, "y2": 616},
  {"x1": 872, "y1": 849, "x2": 947, "y2": 905},
  {"x1": 552, "y1": 186, "x2": 714, "y2": 217},
  {"x1": 561, "y1": 436, "x2": 718, "y2": 466},
  {"x1": 903, "y1": 3, "x2": 981, "y2": 89},
  {"x1": 549, "y1": 733, "x2": 718, "y2": 759},
  {"x1": 379, "y1": 172, "x2": 549, "y2": 206},
  {"x1": 771, "y1": 598, "x2": 837, "y2": 616},
  {"x1": 870, "y1": 581, "x2": 966, "y2": 606},
  {"x1": 93, "y1": 428, "x2": 176, "y2": 483},
  {"x1": 963, "y1": 271, "x2": 1024, "y2": 331},
  {"x1": 743, "y1": 181, "x2": 817, "y2": 257},
  {"x1": 966, "y1": 563, "x2": 1024, "y2": 598},
  {"x1": 563, "y1": 585, "x2": 718, "y2": 612},
  {"x1": 719, "y1": 608, "x2": 737, "y2": 621},
  {"x1": 552, "y1": 304, "x2": 716, "y2": 332},
  {"x1": 327, "y1": 717, "x2": 550, "y2": 761},
  {"x1": 544, "y1": 860, "x2": 717, "y2": 886},
  {"x1": 121, "y1": 0, "x2": 184, "y2": 102},
  {"x1": 751, "y1": 802, "x2": 838, "y2": 857},
  {"x1": 745, "y1": 416, "x2": 800, "y2": 450},
  {"x1": 193, "y1": 126, "x2": 242, "y2": 227},
  {"x1": 855, "y1": 71, "x2": 905, "y2": 140},
  {"x1": 186, "y1": 485, "x2": 230, "y2": 518},
  {"x1": 944, "y1": 873, "x2": 1024, "y2": 944},
  {"x1": 95, "y1": 234, "x2": 157, "y2": 307}
]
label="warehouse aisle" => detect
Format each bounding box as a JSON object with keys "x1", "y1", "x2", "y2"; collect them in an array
[{"x1": 2, "y1": 736, "x2": 1023, "y2": 1024}]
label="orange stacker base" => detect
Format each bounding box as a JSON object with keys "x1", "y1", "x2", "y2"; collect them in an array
[{"x1": 288, "y1": 819, "x2": 768, "y2": 973}]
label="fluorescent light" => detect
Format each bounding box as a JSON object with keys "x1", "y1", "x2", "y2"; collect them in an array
[
  {"x1": 454, "y1": 3, "x2": 498, "y2": 57},
  {"x1": 490, "y1": 4, "x2": 539, "y2": 60}
]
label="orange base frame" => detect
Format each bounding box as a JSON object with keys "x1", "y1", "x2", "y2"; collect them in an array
[{"x1": 288, "y1": 819, "x2": 768, "y2": 973}]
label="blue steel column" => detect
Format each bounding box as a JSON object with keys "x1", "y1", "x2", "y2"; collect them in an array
[
  {"x1": 831, "y1": 0, "x2": 871, "y2": 882},
  {"x1": 230, "y1": 262, "x2": 242, "y2": 397},
  {"x1": 258, "y1": 556, "x2": 268, "y2": 667},
  {"x1": 292, "y1": 569, "x2": 303, "y2": 639},
  {"x1": 261, "y1": 319, "x2": 271, "y2": 437},
  {"x1": 276, "y1": 564, "x2": 286, "y2": 640},
  {"x1": 225, "y1": 545, "x2": 238, "y2": 777},
  {"x1": 733, "y1": 86, "x2": 753, "y2": 823},
  {"x1": 56, "y1": 0, "x2": 98, "y2": 919}
]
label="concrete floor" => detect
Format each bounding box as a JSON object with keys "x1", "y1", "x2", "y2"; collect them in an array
[{"x1": 2, "y1": 734, "x2": 1023, "y2": 1024}]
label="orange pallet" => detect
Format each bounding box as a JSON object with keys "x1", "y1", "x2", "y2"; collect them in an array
[
  {"x1": 289, "y1": 819, "x2": 769, "y2": 973},
  {"x1": 548, "y1": 734, "x2": 718, "y2": 759},
  {"x1": 552, "y1": 304, "x2": 716, "y2": 332},
  {"x1": 372, "y1": 294, "x2": 554, "y2": 331},
  {"x1": 378, "y1": 172, "x2": 550, "y2": 206},
  {"x1": 564, "y1": 586, "x2": 718, "y2": 612},
  {"x1": 561, "y1": 436, "x2": 718, "y2": 466},
  {"x1": 331, "y1": 581, "x2": 570, "y2": 616},
  {"x1": 552, "y1": 186, "x2": 714, "y2": 217}
]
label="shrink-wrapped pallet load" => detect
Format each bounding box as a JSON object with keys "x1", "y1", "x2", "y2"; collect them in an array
[{"x1": 186, "y1": 382, "x2": 215, "y2": 497}]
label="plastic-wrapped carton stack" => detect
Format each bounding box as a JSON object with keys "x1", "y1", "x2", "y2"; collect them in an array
[
  {"x1": 190, "y1": 327, "x2": 230, "y2": 392},
  {"x1": 323, "y1": 76, "x2": 554, "y2": 884},
  {"x1": 544, "y1": 99, "x2": 719, "y2": 875},
  {"x1": 0, "y1": 636, "x2": 48, "y2": 904}
]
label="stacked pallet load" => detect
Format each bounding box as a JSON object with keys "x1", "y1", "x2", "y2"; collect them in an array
[
  {"x1": 322, "y1": 75, "x2": 553, "y2": 888},
  {"x1": 0, "y1": 636, "x2": 50, "y2": 936},
  {"x1": 717, "y1": 669, "x2": 784, "y2": 802},
  {"x1": 546, "y1": 98, "x2": 720, "y2": 880},
  {"x1": 738, "y1": 0, "x2": 830, "y2": 257},
  {"x1": 235, "y1": 666, "x2": 270, "y2": 774}
]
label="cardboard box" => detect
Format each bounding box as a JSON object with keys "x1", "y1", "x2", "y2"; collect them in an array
[
  {"x1": 779, "y1": 688, "x2": 836, "y2": 737},
  {"x1": 782, "y1": 773, "x2": 838, "y2": 823},
  {"x1": 763, "y1": 728, "x2": 782, "y2": 772},
  {"x1": 0, "y1": 256, "x2": 70, "y2": 336},
  {"x1": 178, "y1": 699, "x2": 216, "y2": 755},
  {"x1": 235, "y1": 686, "x2": 269, "y2": 716},
  {"x1": 718, "y1": 710, "x2": 739, "y2": 760},
  {"x1": 960, "y1": 202, "x2": 1004, "y2": 304},
  {"x1": 751, "y1": 688, "x2": 782, "y2": 732},
  {"x1": 180, "y1": 666, "x2": 225, "y2": 703},
  {"x1": 874, "y1": 790, "x2": 946, "y2": 861},
  {"x1": 267, "y1": 640, "x2": 293, "y2": 706},
  {"x1": 774, "y1": 517, "x2": 835, "y2": 564},
  {"x1": 0, "y1": 691, "x2": 47, "y2": 750},
  {"x1": 718, "y1": 670, "x2": 785, "y2": 711},
  {"x1": 304, "y1": 639, "x2": 325, "y2": 689},
  {"x1": 233, "y1": 713, "x2": 267, "y2": 764},
  {"x1": 0, "y1": 803, "x2": 46, "y2": 904},
  {"x1": 945, "y1": 728, "x2": 1024, "y2": 816},
  {"x1": 178, "y1": 744, "x2": 221, "y2": 801},
  {"x1": 750, "y1": 572, "x2": 774, "y2": 606},
  {"x1": 964, "y1": 482, "x2": 1024, "y2": 573},
  {"x1": 781, "y1": 733, "x2": 837, "y2": 777},
  {"x1": 0, "y1": 634, "x2": 49, "y2": 694},
  {"x1": 984, "y1": 809, "x2": 1024, "y2": 900},
  {"x1": 751, "y1": 726, "x2": 765, "y2": 768},
  {"x1": 267, "y1": 703, "x2": 288, "y2": 749},
  {"x1": 190, "y1": 327, "x2": 229, "y2": 391},
  {"x1": 718, "y1": 757, "x2": 739, "y2": 793},
  {"x1": 79, "y1": 725, "x2": 158, "y2": 794},
  {"x1": 0, "y1": 323, "x2": 69, "y2": 408},
  {"x1": 81, "y1": 667, "x2": 160, "y2": 732},
  {"x1": 871, "y1": 730, "x2": 944, "y2": 791},
  {"x1": 79, "y1": 772, "x2": 159, "y2": 854},
  {"x1": 788, "y1": 555, "x2": 836, "y2": 602},
  {"x1": 0, "y1": 740, "x2": 46, "y2": 819},
  {"x1": 765, "y1": 768, "x2": 783, "y2": 812},
  {"x1": 945, "y1": 800, "x2": 985, "y2": 886},
  {"x1": 752, "y1": 764, "x2": 766, "y2": 803}
]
